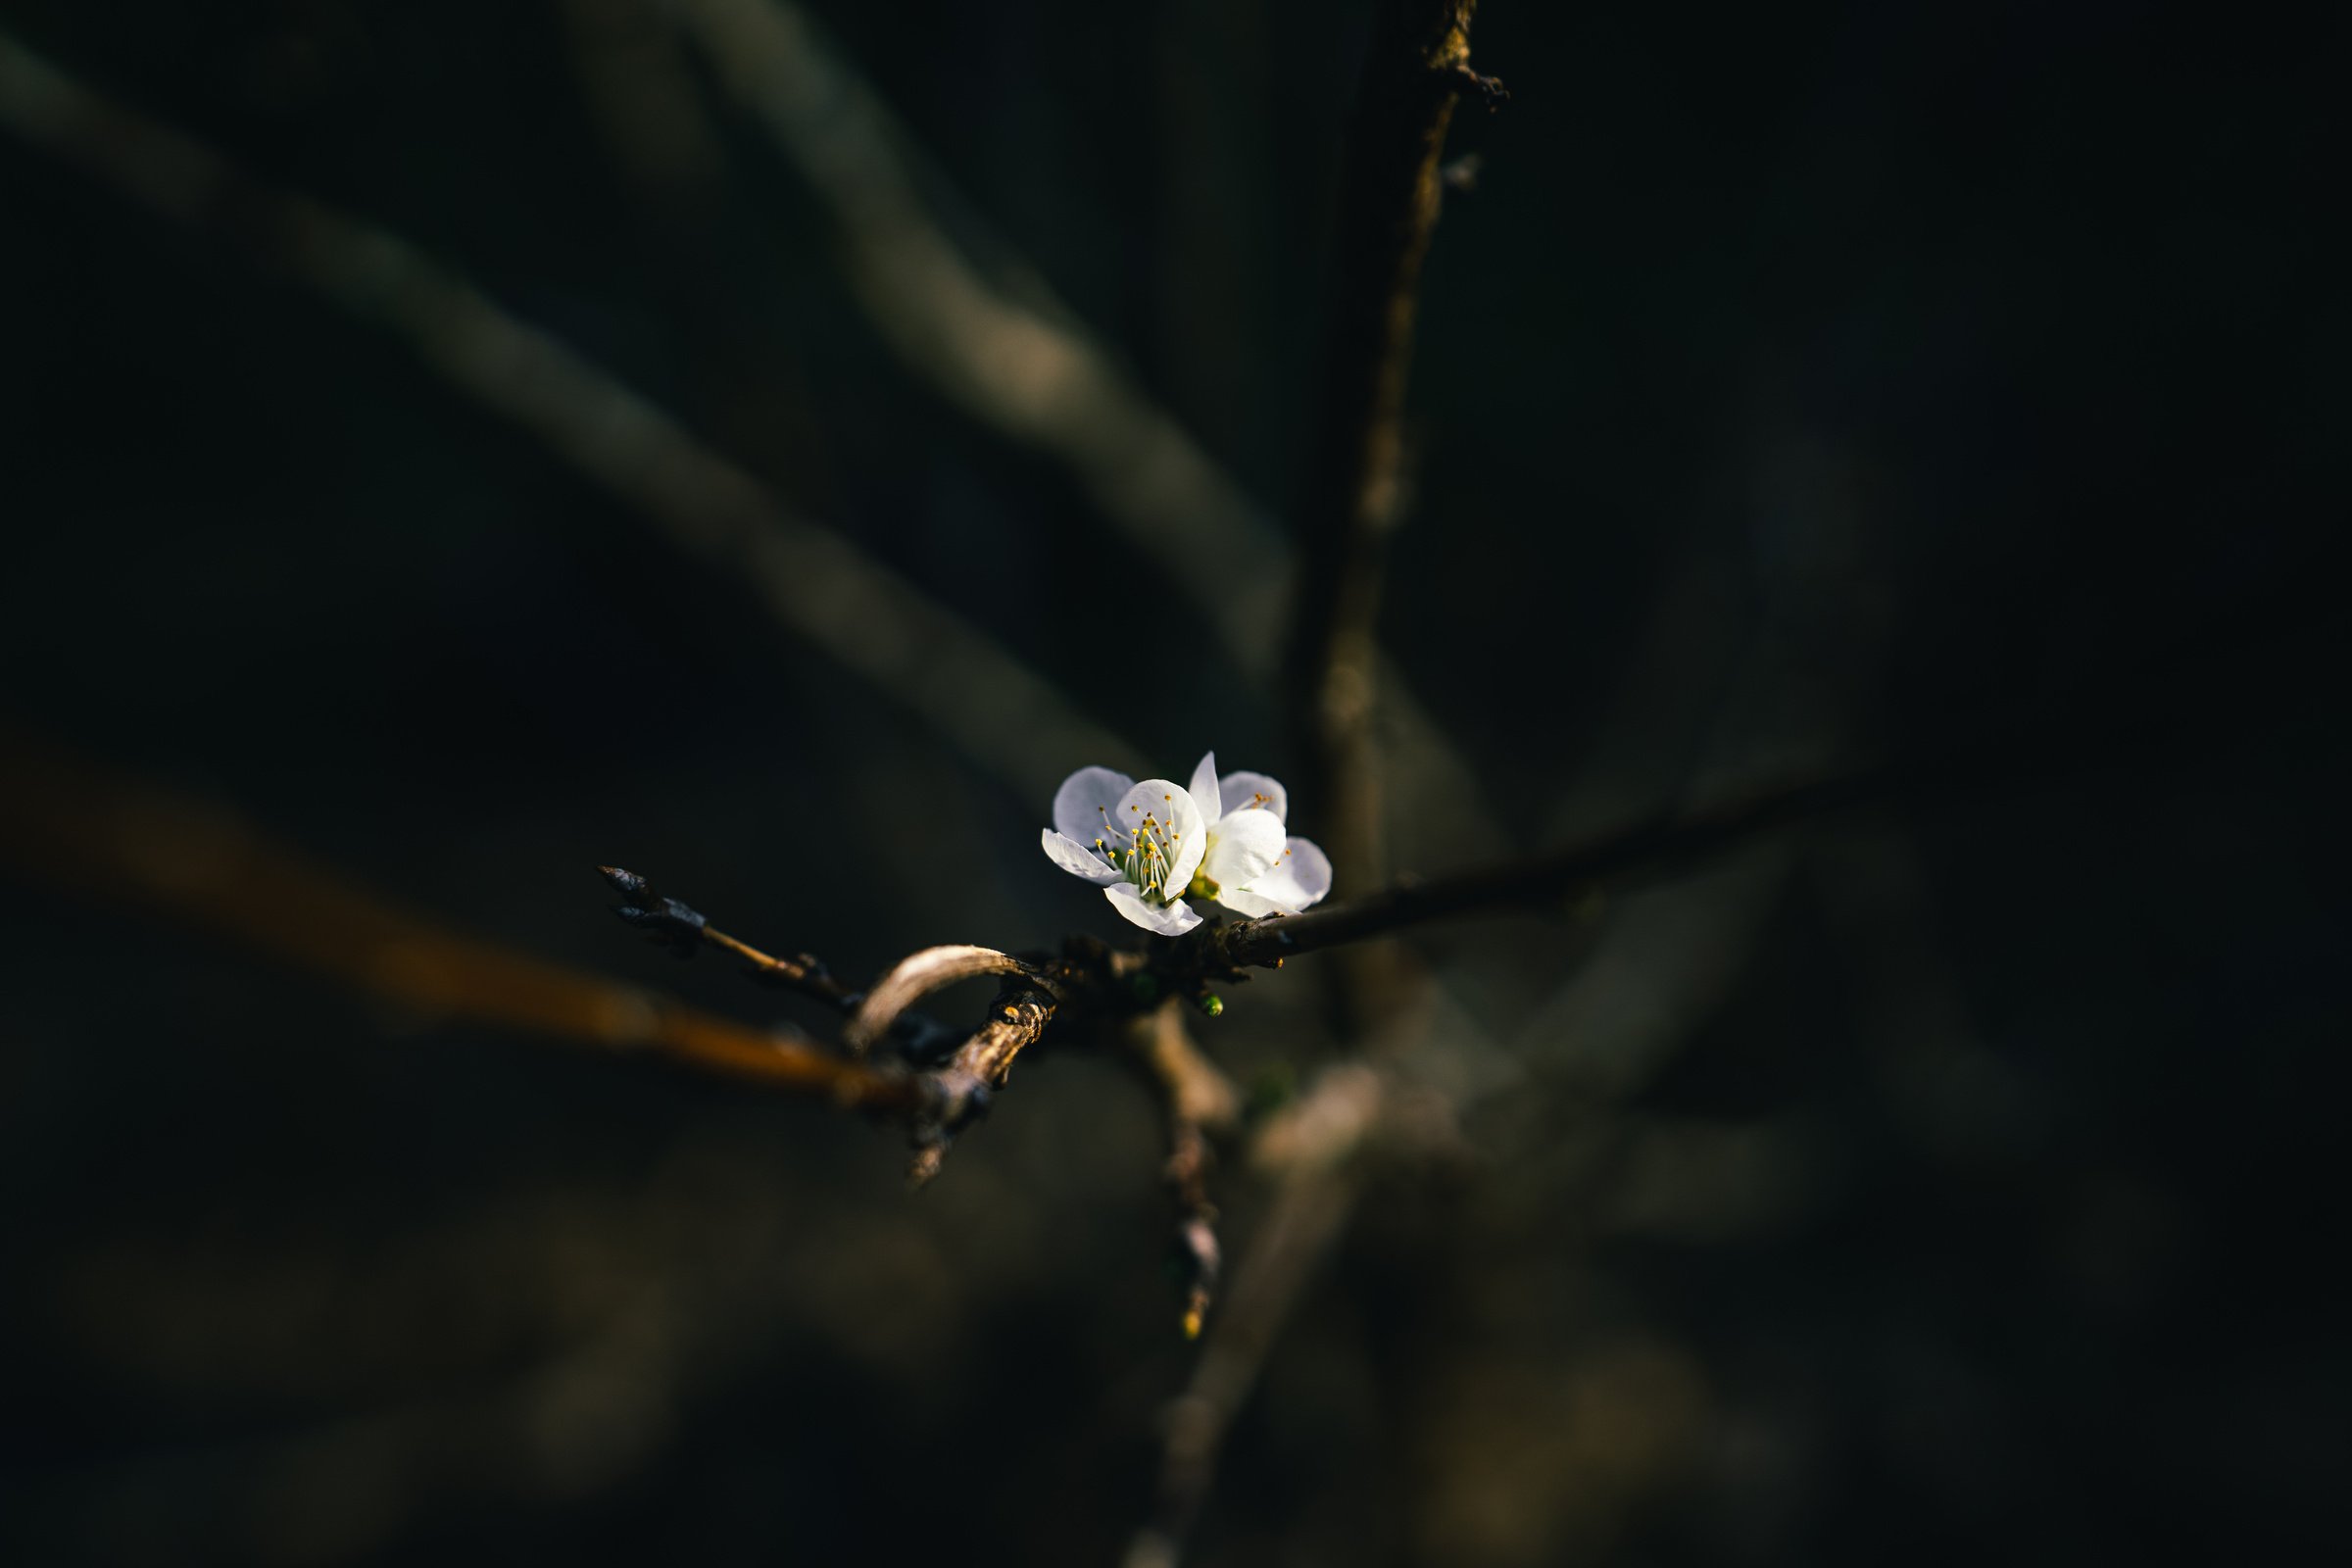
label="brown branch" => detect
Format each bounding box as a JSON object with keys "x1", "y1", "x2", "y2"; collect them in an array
[
  {"x1": 0, "y1": 27, "x2": 1141, "y2": 803},
  {"x1": 593, "y1": 864, "x2": 969, "y2": 1067},
  {"x1": 843, "y1": 944, "x2": 1046, "y2": 1055},
  {"x1": 1117, "y1": 0, "x2": 1503, "y2": 1473},
  {"x1": 0, "y1": 729, "x2": 925, "y2": 1115},
  {"x1": 598, "y1": 864, "x2": 853, "y2": 1003},
  {"x1": 1236, "y1": 548, "x2": 2274, "y2": 977},
  {"x1": 1198, "y1": 758, "x2": 1902, "y2": 972},
  {"x1": 905, "y1": 983, "x2": 1056, "y2": 1188},
  {"x1": 1286, "y1": 0, "x2": 1489, "y2": 903},
  {"x1": 1124, "y1": 1064, "x2": 1389, "y2": 1568},
  {"x1": 1124, "y1": 1003, "x2": 1243, "y2": 1339}
]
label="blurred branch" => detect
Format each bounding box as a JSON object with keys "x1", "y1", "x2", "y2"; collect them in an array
[
  {"x1": 664, "y1": 0, "x2": 1504, "y2": 864},
  {"x1": 0, "y1": 27, "x2": 1139, "y2": 803},
  {"x1": 668, "y1": 0, "x2": 1283, "y2": 656},
  {"x1": 560, "y1": 0, "x2": 723, "y2": 206},
  {"x1": 1287, "y1": 0, "x2": 1489, "y2": 903},
  {"x1": 0, "y1": 730, "x2": 924, "y2": 1114},
  {"x1": 1125, "y1": 1064, "x2": 1389, "y2": 1568},
  {"x1": 1218, "y1": 586, "x2": 2258, "y2": 972}
]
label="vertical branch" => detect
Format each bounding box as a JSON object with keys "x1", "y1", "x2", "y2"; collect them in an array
[
  {"x1": 668, "y1": 0, "x2": 1508, "y2": 866},
  {"x1": 1125, "y1": 1002, "x2": 1242, "y2": 1338},
  {"x1": 1286, "y1": 1, "x2": 1488, "y2": 1023},
  {"x1": 1124, "y1": 1064, "x2": 1389, "y2": 1568}
]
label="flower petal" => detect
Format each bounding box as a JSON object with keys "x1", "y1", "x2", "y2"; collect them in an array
[
  {"x1": 1188, "y1": 752, "x2": 1222, "y2": 825},
  {"x1": 1105, "y1": 883, "x2": 1204, "y2": 935},
  {"x1": 1053, "y1": 765, "x2": 1134, "y2": 847},
  {"x1": 1200, "y1": 806, "x2": 1284, "y2": 890},
  {"x1": 1164, "y1": 786, "x2": 1209, "y2": 894},
  {"x1": 1112, "y1": 779, "x2": 1208, "y2": 897},
  {"x1": 1267, "y1": 836, "x2": 1335, "y2": 906},
  {"x1": 1217, "y1": 836, "x2": 1333, "y2": 916},
  {"x1": 1217, "y1": 770, "x2": 1287, "y2": 824},
  {"x1": 1041, "y1": 828, "x2": 1123, "y2": 885},
  {"x1": 1211, "y1": 885, "x2": 1288, "y2": 918}
]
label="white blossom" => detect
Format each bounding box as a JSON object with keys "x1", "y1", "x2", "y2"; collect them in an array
[
  {"x1": 1040, "y1": 754, "x2": 1332, "y2": 935},
  {"x1": 1182, "y1": 752, "x2": 1334, "y2": 919}
]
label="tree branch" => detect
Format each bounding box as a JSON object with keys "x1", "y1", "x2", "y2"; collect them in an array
[
  {"x1": 1286, "y1": 0, "x2": 1489, "y2": 904},
  {"x1": 1124, "y1": 1003, "x2": 1242, "y2": 1339},
  {"x1": 0, "y1": 26, "x2": 1140, "y2": 804},
  {"x1": 664, "y1": 0, "x2": 1506, "y2": 865},
  {"x1": 1197, "y1": 756, "x2": 1902, "y2": 972},
  {"x1": 596, "y1": 864, "x2": 968, "y2": 1063},
  {"x1": 668, "y1": 0, "x2": 1285, "y2": 657},
  {"x1": 904, "y1": 983, "x2": 1056, "y2": 1188},
  {"x1": 842, "y1": 944, "x2": 1048, "y2": 1055},
  {"x1": 0, "y1": 730, "x2": 927, "y2": 1115},
  {"x1": 1124, "y1": 1064, "x2": 1389, "y2": 1568}
]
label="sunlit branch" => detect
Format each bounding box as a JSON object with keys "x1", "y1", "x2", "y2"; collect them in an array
[
  {"x1": 842, "y1": 944, "x2": 1047, "y2": 1056},
  {"x1": 904, "y1": 984, "x2": 1056, "y2": 1189},
  {"x1": 0, "y1": 27, "x2": 1140, "y2": 803}
]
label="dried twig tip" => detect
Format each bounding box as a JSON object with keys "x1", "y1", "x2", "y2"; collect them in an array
[
  {"x1": 1446, "y1": 63, "x2": 1508, "y2": 108},
  {"x1": 597, "y1": 864, "x2": 651, "y2": 898}
]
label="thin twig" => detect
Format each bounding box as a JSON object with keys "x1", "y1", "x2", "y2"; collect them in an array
[
  {"x1": 0, "y1": 27, "x2": 1140, "y2": 803},
  {"x1": 1197, "y1": 756, "x2": 1903, "y2": 972},
  {"x1": 599, "y1": 865, "x2": 850, "y2": 1003},
  {"x1": 595, "y1": 864, "x2": 968, "y2": 1063},
  {"x1": 1286, "y1": 0, "x2": 1488, "y2": 904}
]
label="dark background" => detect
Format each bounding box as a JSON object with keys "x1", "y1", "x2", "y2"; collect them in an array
[{"x1": 2, "y1": 2, "x2": 2344, "y2": 1563}]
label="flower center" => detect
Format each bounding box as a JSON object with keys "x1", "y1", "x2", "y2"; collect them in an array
[{"x1": 1096, "y1": 808, "x2": 1183, "y2": 904}]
